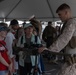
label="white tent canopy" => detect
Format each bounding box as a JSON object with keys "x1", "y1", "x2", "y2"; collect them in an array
[{"x1": 0, "y1": 0, "x2": 76, "y2": 22}]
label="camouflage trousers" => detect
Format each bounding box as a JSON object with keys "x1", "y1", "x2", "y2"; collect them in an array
[{"x1": 57, "y1": 55, "x2": 76, "y2": 75}]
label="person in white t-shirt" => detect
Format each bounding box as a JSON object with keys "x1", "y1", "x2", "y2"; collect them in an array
[{"x1": 5, "y1": 19, "x2": 19, "y2": 75}]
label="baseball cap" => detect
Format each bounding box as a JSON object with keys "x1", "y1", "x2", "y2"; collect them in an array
[
  {"x1": 10, "y1": 19, "x2": 19, "y2": 25},
  {"x1": 23, "y1": 23, "x2": 33, "y2": 29},
  {"x1": 0, "y1": 26, "x2": 9, "y2": 32}
]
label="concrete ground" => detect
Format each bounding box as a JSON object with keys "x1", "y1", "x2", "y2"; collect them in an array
[{"x1": 43, "y1": 58, "x2": 64, "y2": 75}]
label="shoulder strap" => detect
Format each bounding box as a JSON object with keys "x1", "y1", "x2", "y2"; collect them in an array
[
  {"x1": 20, "y1": 35, "x2": 38, "y2": 44},
  {"x1": 0, "y1": 42, "x2": 7, "y2": 50},
  {"x1": 61, "y1": 22, "x2": 67, "y2": 34},
  {"x1": 21, "y1": 36, "x2": 23, "y2": 44},
  {"x1": 35, "y1": 35, "x2": 38, "y2": 44}
]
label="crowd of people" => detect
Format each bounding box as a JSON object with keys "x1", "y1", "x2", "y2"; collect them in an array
[
  {"x1": 0, "y1": 3, "x2": 76, "y2": 75},
  {"x1": 0, "y1": 17, "x2": 45, "y2": 75}
]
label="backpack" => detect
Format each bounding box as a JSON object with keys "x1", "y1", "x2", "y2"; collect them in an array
[
  {"x1": 21, "y1": 35, "x2": 38, "y2": 44},
  {"x1": 69, "y1": 36, "x2": 76, "y2": 49},
  {"x1": 21, "y1": 35, "x2": 42, "y2": 46}
]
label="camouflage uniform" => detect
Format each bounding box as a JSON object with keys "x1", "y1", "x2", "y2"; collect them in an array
[{"x1": 48, "y1": 18, "x2": 76, "y2": 75}]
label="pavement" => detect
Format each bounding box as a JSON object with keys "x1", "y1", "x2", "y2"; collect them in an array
[{"x1": 43, "y1": 58, "x2": 64, "y2": 75}]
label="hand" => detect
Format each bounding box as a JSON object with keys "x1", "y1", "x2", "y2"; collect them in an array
[
  {"x1": 8, "y1": 63, "x2": 12, "y2": 73},
  {"x1": 38, "y1": 47, "x2": 47, "y2": 53}
]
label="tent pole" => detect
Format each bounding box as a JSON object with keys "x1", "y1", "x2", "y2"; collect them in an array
[{"x1": 3, "y1": 18, "x2": 6, "y2": 22}]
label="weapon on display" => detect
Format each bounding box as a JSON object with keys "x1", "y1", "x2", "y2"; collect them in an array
[
  {"x1": 13, "y1": 44, "x2": 42, "y2": 55},
  {"x1": 42, "y1": 50, "x2": 72, "y2": 57}
]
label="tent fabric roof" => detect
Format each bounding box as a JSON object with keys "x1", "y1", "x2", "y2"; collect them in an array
[{"x1": 0, "y1": 0, "x2": 76, "y2": 21}]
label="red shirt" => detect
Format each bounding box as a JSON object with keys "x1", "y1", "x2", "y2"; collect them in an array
[{"x1": 0, "y1": 40, "x2": 10, "y2": 70}]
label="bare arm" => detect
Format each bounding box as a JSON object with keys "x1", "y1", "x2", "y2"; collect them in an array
[{"x1": 0, "y1": 52, "x2": 9, "y2": 67}]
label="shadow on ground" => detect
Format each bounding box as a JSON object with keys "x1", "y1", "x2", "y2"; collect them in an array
[{"x1": 43, "y1": 58, "x2": 64, "y2": 75}]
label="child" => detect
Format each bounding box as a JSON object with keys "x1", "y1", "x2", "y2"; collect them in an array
[{"x1": 0, "y1": 26, "x2": 12, "y2": 75}]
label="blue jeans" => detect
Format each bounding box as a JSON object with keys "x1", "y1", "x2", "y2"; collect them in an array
[{"x1": 0, "y1": 70, "x2": 8, "y2": 75}]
